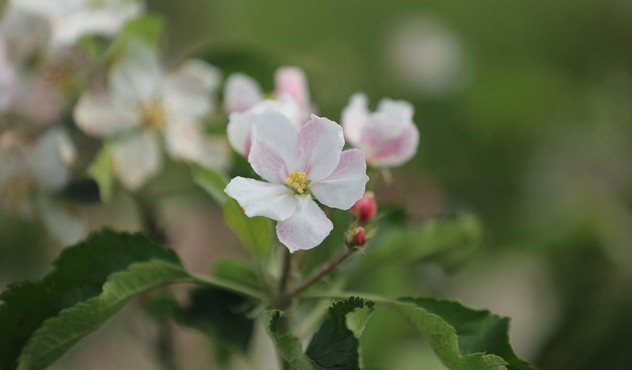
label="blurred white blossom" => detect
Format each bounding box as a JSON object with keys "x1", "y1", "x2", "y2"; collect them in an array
[
  {"x1": 385, "y1": 16, "x2": 468, "y2": 97},
  {"x1": 10, "y1": 0, "x2": 143, "y2": 49},
  {"x1": 74, "y1": 40, "x2": 229, "y2": 190}
]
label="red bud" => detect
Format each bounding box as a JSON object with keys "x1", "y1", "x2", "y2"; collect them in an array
[
  {"x1": 353, "y1": 227, "x2": 367, "y2": 247},
  {"x1": 351, "y1": 192, "x2": 377, "y2": 224}
]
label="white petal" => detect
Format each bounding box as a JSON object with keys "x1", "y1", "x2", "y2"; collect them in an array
[
  {"x1": 165, "y1": 120, "x2": 230, "y2": 170},
  {"x1": 39, "y1": 196, "x2": 87, "y2": 246},
  {"x1": 49, "y1": 3, "x2": 143, "y2": 47},
  {"x1": 9, "y1": 0, "x2": 76, "y2": 18},
  {"x1": 109, "y1": 40, "x2": 163, "y2": 103},
  {"x1": 227, "y1": 111, "x2": 254, "y2": 157},
  {"x1": 248, "y1": 110, "x2": 299, "y2": 184},
  {"x1": 73, "y1": 91, "x2": 140, "y2": 138},
  {"x1": 224, "y1": 73, "x2": 263, "y2": 113},
  {"x1": 276, "y1": 195, "x2": 333, "y2": 252},
  {"x1": 224, "y1": 177, "x2": 297, "y2": 221},
  {"x1": 227, "y1": 98, "x2": 303, "y2": 157},
  {"x1": 162, "y1": 59, "x2": 221, "y2": 119},
  {"x1": 377, "y1": 98, "x2": 414, "y2": 125},
  {"x1": 311, "y1": 149, "x2": 369, "y2": 210},
  {"x1": 111, "y1": 130, "x2": 162, "y2": 190},
  {"x1": 275, "y1": 66, "x2": 310, "y2": 109},
  {"x1": 298, "y1": 115, "x2": 344, "y2": 182},
  {"x1": 30, "y1": 128, "x2": 76, "y2": 190},
  {"x1": 361, "y1": 122, "x2": 419, "y2": 167},
  {"x1": 341, "y1": 93, "x2": 369, "y2": 145},
  {"x1": 373, "y1": 98, "x2": 414, "y2": 140}
]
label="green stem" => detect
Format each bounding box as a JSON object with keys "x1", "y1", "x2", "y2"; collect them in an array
[
  {"x1": 278, "y1": 247, "x2": 292, "y2": 298},
  {"x1": 289, "y1": 248, "x2": 357, "y2": 299}
]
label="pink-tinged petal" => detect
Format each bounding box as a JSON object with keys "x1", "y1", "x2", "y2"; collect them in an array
[
  {"x1": 248, "y1": 110, "x2": 299, "y2": 184},
  {"x1": 224, "y1": 73, "x2": 263, "y2": 113},
  {"x1": 276, "y1": 195, "x2": 333, "y2": 252},
  {"x1": 112, "y1": 130, "x2": 162, "y2": 190},
  {"x1": 275, "y1": 66, "x2": 310, "y2": 109},
  {"x1": 73, "y1": 91, "x2": 140, "y2": 138},
  {"x1": 225, "y1": 177, "x2": 297, "y2": 221},
  {"x1": 298, "y1": 115, "x2": 344, "y2": 182},
  {"x1": 341, "y1": 93, "x2": 369, "y2": 145},
  {"x1": 363, "y1": 122, "x2": 420, "y2": 167},
  {"x1": 311, "y1": 149, "x2": 369, "y2": 210}
]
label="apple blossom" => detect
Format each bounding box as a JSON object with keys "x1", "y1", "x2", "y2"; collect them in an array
[
  {"x1": 10, "y1": 0, "x2": 143, "y2": 49},
  {"x1": 342, "y1": 93, "x2": 419, "y2": 167},
  {"x1": 225, "y1": 111, "x2": 369, "y2": 252},
  {"x1": 225, "y1": 67, "x2": 311, "y2": 157},
  {"x1": 74, "y1": 40, "x2": 229, "y2": 190}
]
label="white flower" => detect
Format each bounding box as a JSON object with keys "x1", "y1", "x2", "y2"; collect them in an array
[
  {"x1": 10, "y1": 0, "x2": 143, "y2": 48},
  {"x1": 342, "y1": 93, "x2": 419, "y2": 168},
  {"x1": 224, "y1": 67, "x2": 311, "y2": 157},
  {"x1": 0, "y1": 128, "x2": 76, "y2": 216},
  {"x1": 225, "y1": 111, "x2": 369, "y2": 252},
  {"x1": 74, "y1": 41, "x2": 229, "y2": 190}
]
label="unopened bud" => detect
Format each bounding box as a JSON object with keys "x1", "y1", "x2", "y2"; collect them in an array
[
  {"x1": 351, "y1": 192, "x2": 377, "y2": 223},
  {"x1": 352, "y1": 227, "x2": 367, "y2": 247}
]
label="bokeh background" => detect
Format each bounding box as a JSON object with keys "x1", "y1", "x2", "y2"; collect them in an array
[{"x1": 2, "y1": 1, "x2": 632, "y2": 369}]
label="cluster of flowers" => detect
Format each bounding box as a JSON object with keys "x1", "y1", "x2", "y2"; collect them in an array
[{"x1": 0, "y1": 0, "x2": 420, "y2": 252}]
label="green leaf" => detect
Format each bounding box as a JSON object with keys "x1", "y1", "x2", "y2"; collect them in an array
[
  {"x1": 353, "y1": 213, "x2": 483, "y2": 278},
  {"x1": 106, "y1": 15, "x2": 164, "y2": 59},
  {"x1": 306, "y1": 297, "x2": 375, "y2": 370},
  {"x1": 264, "y1": 310, "x2": 315, "y2": 370},
  {"x1": 212, "y1": 258, "x2": 261, "y2": 289},
  {"x1": 191, "y1": 164, "x2": 229, "y2": 205},
  {"x1": 223, "y1": 199, "x2": 273, "y2": 259},
  {"x1": 87, "y1": 143, "x2": 114, "y2": 203},
  {"x1": 0, "y1": 230, "x2": 190, "y2": 370},
  {"x1": 387, "y1": 297, "x2": 535, "y2": 370}
]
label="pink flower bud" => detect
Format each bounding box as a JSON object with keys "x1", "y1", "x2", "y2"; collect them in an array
[
  {"x1": 351, "y1": 192, "x2": 377, "y2": 223},
  {"x1": 352, "y1": 227, "x2": 367, "y2": 247}
]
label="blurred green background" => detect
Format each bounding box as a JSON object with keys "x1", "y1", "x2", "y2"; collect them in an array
[
  {"x1": 3, "y1": 0, "x2": 632, "y2": 369},
  {"x1": 151, "y1": 1, "x2": 632, "y2": 369}
]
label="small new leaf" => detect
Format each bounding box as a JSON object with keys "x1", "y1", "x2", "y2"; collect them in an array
[
  {"x1": 87, "y1": 143, "x2": 114, "y2": 202},
  {"x1": 306, "y1": 297, "x2": 375, "y2": 370},
  {"x1": 264, "y1": 310, "x2": 315, "y2": 370}
]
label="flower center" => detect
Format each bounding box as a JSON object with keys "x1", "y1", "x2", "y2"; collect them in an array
[
  {"x1": 141, "y1": 101, "x2": 166, "y2": 130},
  {"x1": 285, "y1": 170, "x2": 308, "y2": 194},
  {"x1": 89, "y1": 0, "x2": 105, "y2": 8}
]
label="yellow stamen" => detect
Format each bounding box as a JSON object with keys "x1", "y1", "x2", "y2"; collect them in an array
[
  {"x1": 285, "y1": 170, "x2": 308, "y2": 194},
  {"x1": 141, "y1": 101, "x2": 166, "y2": 130},
  {"x1": 89, "y1": 0, "x2": 105, "y2": 8}
]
